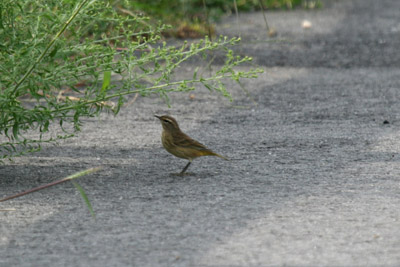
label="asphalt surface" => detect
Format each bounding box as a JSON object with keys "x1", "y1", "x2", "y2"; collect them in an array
[{"x1": 1, "y1": 0, "x2": 400, "y2": 266}]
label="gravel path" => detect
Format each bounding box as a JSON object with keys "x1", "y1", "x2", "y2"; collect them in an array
[{"x1": 1, "y1": 0, "x2": 400, "y2": 266}]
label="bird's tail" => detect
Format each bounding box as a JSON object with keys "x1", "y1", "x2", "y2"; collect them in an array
[
  {"x1": 213, "y1": 152, "x2": 229, "y2": 161},
  {"x1": 200, "y1": 148, "x2": 229, "y2": 160}
]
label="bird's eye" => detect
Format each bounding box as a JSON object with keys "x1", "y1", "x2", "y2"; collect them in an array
[{"x1": 163, "y1": 119, "x2": 170, "y2": 123}]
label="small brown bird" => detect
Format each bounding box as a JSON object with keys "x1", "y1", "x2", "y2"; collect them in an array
[{"x1": 155, "y1": 115, "x2": 228, "y2": 174}]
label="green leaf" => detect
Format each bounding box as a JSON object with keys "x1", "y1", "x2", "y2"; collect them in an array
[
  {"x1": 101, "y1": 71, "x2": 112, "y2": 93},
  {"x1": 12, "y1": 122, "x2": 19, "y2": 140},
  {"x1": 203, "y1": 82, "x2": 213, "y2": 91},
  {"x1": 193, "y1": 67, "x2": 199, "y2": 80},
  {"x1": 71, "y1": 180, "x2": 96, "y2": 219},
  {"x1": 49, "y1": 45, "x2": 59, "y2": 58},
  {"x1": 42, "y1": 120, "x2": 50, "y2": 132}
]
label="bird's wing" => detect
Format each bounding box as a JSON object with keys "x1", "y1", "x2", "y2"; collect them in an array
[
  {"x1": 173, "y1": 132, "x2": 209, "y2": 151},
  {"x1": 172, "y1": 131, "x2": 228, "y2": 160}
]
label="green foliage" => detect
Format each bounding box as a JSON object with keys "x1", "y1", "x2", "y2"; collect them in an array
[
  {"x1": 122, "y1": 0, "x2": 322, "y2": 24},
  {"x1": 72, "y1": 180, "x2": 95, "y2": 218},
  {"x1": 0, "y1": 0, "x2": 262, "y2": 161}
]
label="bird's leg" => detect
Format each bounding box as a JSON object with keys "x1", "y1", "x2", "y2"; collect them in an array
[{"x1": 180, "y1": 161, "x2": 191, "y2": 174}]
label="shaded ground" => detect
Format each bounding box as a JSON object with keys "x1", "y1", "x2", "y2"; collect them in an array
[{"x1": 1, "y1": 0, "x2": 400, "y2": 266}]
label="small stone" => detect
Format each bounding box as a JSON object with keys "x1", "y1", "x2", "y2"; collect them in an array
[
  {"x1": 268, "y1": 28, "x2": 278, "y2": 37},
  {"x1": 302, "y1": 20, "x2": 312, "y2": 29}
]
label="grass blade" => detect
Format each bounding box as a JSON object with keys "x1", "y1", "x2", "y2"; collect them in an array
[
  {"x1": 71, "y1": 180, "x2": 96, "y2": 218},
  {"x1": 0, "y1": 167, "x2": 102, "y2": 202}
]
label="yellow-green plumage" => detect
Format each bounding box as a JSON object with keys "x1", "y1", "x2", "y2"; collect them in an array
[{"x1": 155, "y1": 115, "x2": 228, "y2": 174}]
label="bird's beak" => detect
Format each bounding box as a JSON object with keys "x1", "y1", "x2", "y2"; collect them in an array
[{"x1": 154, "y1": 115, "x2": 161, "y2": 119}]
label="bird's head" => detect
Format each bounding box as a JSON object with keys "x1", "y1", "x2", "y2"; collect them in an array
[{"x1": 155, "y1": 115, "x2": 181, "y2": 133}]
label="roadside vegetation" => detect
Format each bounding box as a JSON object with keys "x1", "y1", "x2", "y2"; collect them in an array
[
  {"x1": 0, "y1": 0, "x2": 262, "y2": 161},
  {"x1": 123, "y1": 0, "x2": 322, "y2": 37},
  {"x1": 0, "y1": 0, "x2": 319, "y2": 212}
]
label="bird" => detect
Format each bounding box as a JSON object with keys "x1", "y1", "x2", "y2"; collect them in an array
[{"x1": 155, "y1": 115, "x2": 228, "y2": 175}]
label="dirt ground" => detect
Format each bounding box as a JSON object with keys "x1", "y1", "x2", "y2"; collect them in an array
[{"x1": 2, "y1": 0, "x2": 400, "y2": 266}]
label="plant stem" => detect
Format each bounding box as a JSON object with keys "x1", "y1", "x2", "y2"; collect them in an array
[{"x1": 0, "y1": 167, "x2": 102, "y2": 202}]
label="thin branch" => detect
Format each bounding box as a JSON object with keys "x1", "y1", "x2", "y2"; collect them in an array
[{"x1": 258, "y1": 0, "x2": 277, "y2": 37}]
